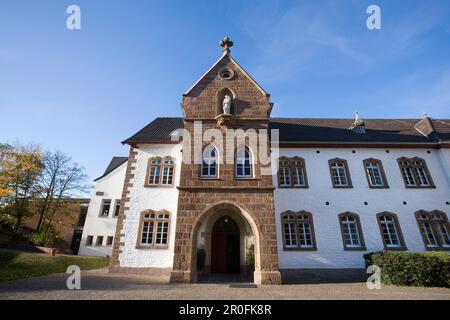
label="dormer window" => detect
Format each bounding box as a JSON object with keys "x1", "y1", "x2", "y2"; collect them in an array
[
  {"x1": 349, "y1": 112, "x2": 366, "y2": 134},
  {"x1": 353, "y1": 125, "x2": 366, "y2": 134}
]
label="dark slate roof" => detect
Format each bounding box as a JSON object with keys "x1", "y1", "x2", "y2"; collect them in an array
[
  {"x1": 122, "y1": 117, "x2": 450, "y2": 145},
  {"x1": 94, "y1": 157, "x2": 128, "y2": 181},
  {"x1": 122, "y1": 117, "x2": 184, "y2": 144}
]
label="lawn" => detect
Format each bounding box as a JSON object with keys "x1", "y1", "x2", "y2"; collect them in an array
[{"x1": 0, "y1": 249, "x2": 110, "y2": 282}]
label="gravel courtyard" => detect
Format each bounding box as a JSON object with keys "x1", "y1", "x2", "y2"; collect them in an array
[{"x1": 0, "y1": 268, "x2": 449, "y2": 300}]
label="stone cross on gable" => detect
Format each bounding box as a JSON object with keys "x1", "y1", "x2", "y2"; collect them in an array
[{"x1": 220, "y1": 36, "x2": 234, "y2": 54}]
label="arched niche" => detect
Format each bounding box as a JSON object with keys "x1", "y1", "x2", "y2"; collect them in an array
[{"x1": 216, "y1": 88, "x2": 236, "y2": 116}]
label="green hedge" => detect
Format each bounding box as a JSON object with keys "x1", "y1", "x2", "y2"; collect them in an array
[{"x1": 364, "y1": 251, "x2": 450, "y2": 288}]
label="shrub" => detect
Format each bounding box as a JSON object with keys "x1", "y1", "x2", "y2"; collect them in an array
[
  {"x1": 11, "y1": 226, "x2": 59, "y2": 248},
  {"x1": 365, "y1": 251, "x2": 450, "y2": 288}
]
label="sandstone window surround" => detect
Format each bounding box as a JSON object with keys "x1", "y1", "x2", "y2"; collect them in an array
[
  {"x1": 201, "y1": 145, "x2": 219, "y2": 178},
  {"x1": 144, "y1": 156, "x2": 176, "y2": 187},
  {"x1": 415, "y1": 210, "x2": 450, "y2": 251},
  {"x1": 281, "y1": 211, "x2": 317, "y2": 251},
  {"x1": 136, "y1": 210, "x2": 171, "y2": 250},
  {"x1": 338, "y1": 212, "x2": 366, "y2": 251},
  {"x1": 235, "y1": 146, "x2": 253, "y2": 178},
  {"x1": 278, "y1": 157, "x2": 309, "y2": 188},
  {"x1": 328, "y1": 158, "x2": 353, "y2": 188},
  {"x1": 397, "y1": 157, "x2": 435, "y2": 188},
  {"x1": 376, "y1": 212, "x2": 407, "y2": 251},
  {"x1": 363, "y1": 158, "x2": 389, "y2": 188},
  {"x1": 99, "y1": 199, "x2": 111, "y2": 218}
]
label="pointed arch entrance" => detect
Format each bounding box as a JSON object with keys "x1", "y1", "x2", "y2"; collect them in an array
[{"x1": 191, "y1": 201, "x2": 261, "y2": 281}]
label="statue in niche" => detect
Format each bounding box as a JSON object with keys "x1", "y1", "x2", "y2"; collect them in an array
[{"x1": 222, "y1": 95, "x2": 232, "y2": 114}]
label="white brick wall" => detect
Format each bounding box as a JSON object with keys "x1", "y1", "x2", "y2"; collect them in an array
[
  {"x1": 274, "y1": 147, "x2": 450, "y2": 269},
  {"x1": 83, "y1": 143, "x2": 450, "y2": 270},
  {"x1": 118, "y1": 143, "x2": 182, "y2": 268},
  {"x1": 78, "y1": 161, "x2": 126, "y2": 257}
]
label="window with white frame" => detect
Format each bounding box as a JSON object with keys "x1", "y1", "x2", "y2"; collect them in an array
[
  {"x1": 236, "y1": 147, "x2": 253, "y2": 178},
  {"x1": 329, "y1": 159, "x2": 352, "y2": 188},
  {"x1": 281, "y1": 211, "x2": 316, "y2": 250},
  {"x1": 145, "y1": 157, "x2": 175, "y2": 187},
  {"x1": 377, "y1": 213, "x2": 406, "y2": 250},
  {"x1": 339, "y1": 213, "x2": 365, "y2": 250},
  {"x1": 278, "y1": 157, "x2": 308, "y2": 188},
  {"x1": 201, "y1": 145, "x2": 218, "y2": 177},
  {"x1": 398, "y1": 158, "x2": 434, "y2": 188},
  {"x1": 363, "y1": 159, "x2": 388, "y2": 188},
  {"x1": 416, "y1": 211, "x2": 450, "y2": 250},
  {"x1": 137, "y1": 210, "x2": 171, "y2": 249}
]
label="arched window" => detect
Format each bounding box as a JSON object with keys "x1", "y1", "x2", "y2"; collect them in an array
[
  {"x1": 338, "y1": 213, "x2": 366, "y2": 250},
  {"x1": 145, "y1": 157, "x2": 175, "y2": 187},
  {"x1": 416, "y1": 210, "x2": 450, "y2": 250},
  {"x1": 278, "y1": 157, "x2": 308, "y2": 188},
  {"x1": 376, "y1": 212, "x2": 406, "y2": 250},
  {"x1": 281, "y1": 211, "x2": 317, "y2": 250},
  {"x1": 397, "y1": 157, "x2": 434, "y2": 188},
  {"x1": 236, "y1": 147, "x2": 253, "y2": 178},
  {"x1": 201, "y1": 145, "x2": 218, "y2": 178},
  {"x1": 328, "y1": 158, "x2": 352, "y2": 188},
  {"x1": 363, "y1": 158, "x2": 389, "y2": 188},
  {"x1": 136, "y1": 210, "x2": 171, "y2": 249}
]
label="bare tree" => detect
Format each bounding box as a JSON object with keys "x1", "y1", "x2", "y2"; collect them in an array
[{"x1": 36, "y1": 151, "x2": 89, "y2": 232}]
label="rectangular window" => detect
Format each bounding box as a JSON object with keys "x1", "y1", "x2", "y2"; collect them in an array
[
  {"x1": 113, "y1": 200, "x2": 121, "y2": 217},
  {"x1": 148, "y1": 166, "x2": 160, "y2": 185},
  {"x1": 100, "y1": 200, "x2": 111, "y2": 217},
  {"x1": 342, "y1": 221, "x2": 360, "y2": 246},
  {"x1": 415, "y1": 167, "x2": 430, "y2": 186},
  {"x1": 155, "y1": 221, "x2": 169, "y2": 246},
  {"x1": 95, "y1": 236, "x2": 104, "y2": 246},
  {"x1": 401, "y1": 167, "x2": 416, "y2": 186},
  {"x1": 280, "y1": 167, "x2": 291, "y2": 186},
  {"x1": 366, "y1": 163, "x2": 382, "y2": 186},
  {"x1": 421, "y1": 222, "x2": 438, "y2": 247},
  {"x1": 106, "y1": 236, "x2": 114, "y2": 246},
  {"x1": 438, "y1": 223, "x2": 450, "y2": 247},
  {"x1": 283, "y1": 222, "x2": 297, "y2": 248},
  {"x1": 141, "y1": 221, "x2": 154, "y2": 246},
  {"x1": 292, "y1": 167, "x2": 305, "y2": 186},
  {"x1": 298, "y1": 222, "x2": 312, "y2": 248},
  {"x1": 162, "y1": 166, "x2": 174, "y2": 185},
  {"x1": 378, "y1": 214, "x2": 405, "y2": 250},
  {"x1": 85, "y1": 235, "x2": 93, "y2": 246}
]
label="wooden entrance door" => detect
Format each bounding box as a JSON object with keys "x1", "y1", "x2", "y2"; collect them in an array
[{"x1": 211, "y1": 216, "x2": 240, "y2": 274}]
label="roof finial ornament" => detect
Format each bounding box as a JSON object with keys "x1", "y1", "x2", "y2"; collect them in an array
[{"x1": 220, "y1": 36, "x2": 234, "y2": 55}]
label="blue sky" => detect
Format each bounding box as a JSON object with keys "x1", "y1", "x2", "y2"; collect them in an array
[{"x1": 1, "y1": 0, "x2": 450, "y2": 185}]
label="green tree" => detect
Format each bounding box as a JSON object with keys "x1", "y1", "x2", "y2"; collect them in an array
[{"x1": 0, "y1": 144, "x2": 43, "y2": 230}]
